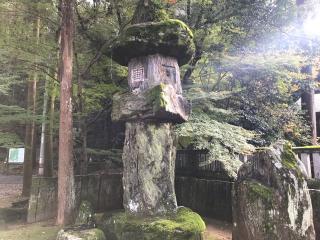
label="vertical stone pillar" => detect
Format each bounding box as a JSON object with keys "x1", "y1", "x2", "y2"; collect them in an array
[{"x1": 122, "y1": 122, "x2": 177, "y2": 215}]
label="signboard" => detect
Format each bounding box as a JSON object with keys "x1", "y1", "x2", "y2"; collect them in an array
[{"x1": 8, "y1": 148, "x2": 25, "y2": 163}]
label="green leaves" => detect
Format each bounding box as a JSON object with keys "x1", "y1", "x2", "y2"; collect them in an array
[{"x1": 176, "y1": 110, "x2": 254, "y2": 178}]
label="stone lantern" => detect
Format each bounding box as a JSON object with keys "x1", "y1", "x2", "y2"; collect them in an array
[
  {"x1": 112, "y1": 1, "x2": 194, "y2": 216},
  {"x1": 106, "y1": 1, "x2": 206, "y2": 239}
]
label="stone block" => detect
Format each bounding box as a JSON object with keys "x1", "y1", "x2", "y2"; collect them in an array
[
  {"x1": 112, "y1": 84, "x2": 190, "y2": 123},
  {"x1": 27, "y1": 177, "x2": 57, "y2": 223},
  {"x1": 112, "y1": 19, "x2": 195, "y2": 66}
]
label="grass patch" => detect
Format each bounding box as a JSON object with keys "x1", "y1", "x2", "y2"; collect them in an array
[{"x1": 0, "y1": 222, "x2": 60, "y2": 240}]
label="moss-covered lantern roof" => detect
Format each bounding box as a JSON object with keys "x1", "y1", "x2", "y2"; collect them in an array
[{"x1": 112, "y1": 19, "x2": 195, "y2": 66}]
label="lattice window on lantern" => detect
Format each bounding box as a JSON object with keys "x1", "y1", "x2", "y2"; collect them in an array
[{"x1": 131, "y1": 65, "x2": 144, "y2": 83}]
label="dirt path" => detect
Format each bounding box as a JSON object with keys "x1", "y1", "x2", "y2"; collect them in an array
[
  {"x1": 0, "y1": 174, "x2": 22, "y2": 208},
  {"x1": 0, "y1": 220, "x2": 60, "y2": 240},
  {"x1": 204, "y1": 218, "x2": 232, "y2": 240}
]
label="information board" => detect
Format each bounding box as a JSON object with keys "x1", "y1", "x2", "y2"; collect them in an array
[{"x1": 8, "y1": 148, "x2": 25, "y2": 163}]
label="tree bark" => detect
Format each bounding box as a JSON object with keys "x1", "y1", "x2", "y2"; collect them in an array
[
  {"x1": 22, "y1": 16, "x2": 41, "y2": 197},
  {"x1": 46, "y1": 82, "x2": 56, "y2": 176},
  {"x1": 39, "y1": 74, "x2": 53, "y2": 177},
  {"x1": 57, "y1": 0, "x2": 76, "y2": 226}
]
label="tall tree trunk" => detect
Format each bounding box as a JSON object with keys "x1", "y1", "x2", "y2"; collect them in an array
[
  {"x1": 22, "y1": 16, "x2": 41, "y2": 197},
  {"x1": 57, "y1": 0, "x2": 75, "y2": 226},
  {"x1": 22, "y1": 78, "x2": 36, "y2": 197},
  {"x1": 39, "y1": 74, "x2": 53, "y2": 177},
  {"x1": 45, "y1": 78, "x2": 57, "y2": 176}
]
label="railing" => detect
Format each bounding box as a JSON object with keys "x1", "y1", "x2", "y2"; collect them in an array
[{"x1": 293, "y1": 146, "x2": 320, "y2": 179}]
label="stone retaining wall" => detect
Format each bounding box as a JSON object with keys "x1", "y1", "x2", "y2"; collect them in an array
[{"x1": 27, "y1": 173, "x2": 123, "y2": 223}]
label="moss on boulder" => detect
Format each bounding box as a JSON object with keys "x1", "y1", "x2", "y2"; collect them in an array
[
  {"x1": 99, "y1": 207, "x2": 206, "y2": 240},
  {"x1": 113, "y1": 19, "x2": 195, "y2": 66}
]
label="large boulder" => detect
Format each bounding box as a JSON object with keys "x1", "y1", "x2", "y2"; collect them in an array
[
  {"x1": 99, "y1": 207, "x2": 206, "y2": 240},
  {"x1": 233, "y1": 142, "x2": 315, "y2": 240}
]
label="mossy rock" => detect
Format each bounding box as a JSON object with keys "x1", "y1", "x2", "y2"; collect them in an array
[
  {"x1": 113, "y1": 19, "x2": 195, "y2": 66},
  {"x1": 99, "y1": 207, "x2": 206, "y2": 240},
  {"x1": 56, "y1": 228, "x2": 106, "y2": 240},
  {"x1": 75, "y1": 201, "x2": 95, "y2": 227},
  {"x1": 233, "y1": 141, "x2": 315, "y2": 240}
]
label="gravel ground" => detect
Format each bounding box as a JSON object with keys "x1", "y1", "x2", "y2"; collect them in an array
[{"x1": 0, "y1": 174, "x2": 22, "y2": 208}]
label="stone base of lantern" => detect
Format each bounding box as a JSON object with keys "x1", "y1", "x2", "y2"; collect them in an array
[
  {"x1": 99, "y1": 207, "x2": 206, "y2": 240},
  {"x1": 122, "y1": 121, "x2": 177, "y2": 216}
]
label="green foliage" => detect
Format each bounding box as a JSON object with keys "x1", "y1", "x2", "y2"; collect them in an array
[
  {"x1": 0, "y1": 132, "x2": 23, "y2": 148},
  {"x1": 131, "y1": 0, "x2": 170, "y2": 24},
  {"x1": 188, "y1": 53, "x2": 312, "y2": 146},
  {"x1": 0, "y1": 0, "x2": 315, "y2": 166},
  {"x1": 86, "y1": 83, "x2": 122, "y2": 113},
  {"x1": 176, "y1": 108, "x2": 254, "y2": 178}
]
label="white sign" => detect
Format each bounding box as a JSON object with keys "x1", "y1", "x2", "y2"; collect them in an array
[{"x1": 8, "y1": 148, "x2": 25, "y2": 163}]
